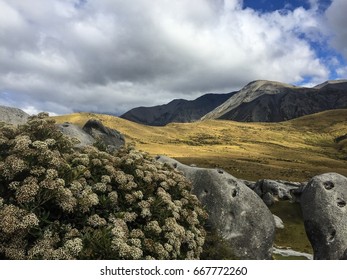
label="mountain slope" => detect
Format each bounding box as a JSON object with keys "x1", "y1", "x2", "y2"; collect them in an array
[
  {"x1": 201, "y1": 80, "x2": 347, "y2": 122},
  {"x1": 314, "y1": 79, "x2": 347, "y2": 89},
  {"x1": 120, "y1": 92, "x2": 235, "y2": 126}
]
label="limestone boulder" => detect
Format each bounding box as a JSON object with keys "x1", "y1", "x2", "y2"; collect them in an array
[
  {"x1": 301, "y1": 173, "x2": 347, "y2": 259},
  {"x1": 57, "y1": 120, "x2": 125, "y2": 152},
  {"x1": 0, "y1": 105, "x2": 29, "y2": 125},
  {"x1": 156, "y1": 155, "x2": 275, "y2": 260},
  {"x1": 252, "y1": 179, "x2": 304, "y2": 205},
  {"x1": 57, "y1": 122, "x2": 95, "y2": 148},
  {"x1": 82, "y1": 119, "x2": 125, "y2": 152}
]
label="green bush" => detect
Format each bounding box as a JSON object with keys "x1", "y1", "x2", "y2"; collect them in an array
[{"x1": 0, "y1": 113, "x2": 207, "y2": 260}]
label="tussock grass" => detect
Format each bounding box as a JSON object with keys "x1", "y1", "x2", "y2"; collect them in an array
[{"x1": 53, "y1": 109, "x2": 347, "y2": 182}]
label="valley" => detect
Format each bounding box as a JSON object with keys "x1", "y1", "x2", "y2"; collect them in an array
[{"x1": 54, "y1": 109, "x2": 347, "y2": 182}]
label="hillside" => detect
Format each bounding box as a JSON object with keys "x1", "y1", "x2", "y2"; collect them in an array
[
  {"x1": 53, "y1": 109, "x2": 347, "y2": 182},
  {"x1": 120, "y1": 92, "x2": 235, "y2": 126},
  {"x1": 201, "y1": 80, "x2": 347, "y2": 122}
]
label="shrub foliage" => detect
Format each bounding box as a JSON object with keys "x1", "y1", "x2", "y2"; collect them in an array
[{"x1": 0, "y1": 113, "x2": 207, "y2": 259}]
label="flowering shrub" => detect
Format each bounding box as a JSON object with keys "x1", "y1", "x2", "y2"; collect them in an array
[{"x1": 0, "y1": 113, "x2": 207, "y2": 259}]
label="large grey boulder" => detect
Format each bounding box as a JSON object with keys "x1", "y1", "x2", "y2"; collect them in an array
[
  {"x1": 57, "y1": 120, "x2": 125, "y2": 152},
  {"x1": 57, "y1": 122, "x2": 95, "y2": 147},
  {"x1": 156, "y1": 155, "x2": 275, "y2": 260},
  {"x1": 82, "y1": 119, "x2": 125, "y2": 152},
  {"x1": 0, "y1": 105, "x2": 29, "y2": 125},
  {"x1": 301, "y1": 173, "x2": 347, "y2": 260}
]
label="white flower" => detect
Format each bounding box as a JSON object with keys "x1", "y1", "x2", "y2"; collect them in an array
[
  {"x1": 101, "y1": 175, "x2": 111, "y2": 184},
  {"x1": 64, "y1": 238, "x2": 83, "y2": 256},
  {"x1": 93, "y1": 182, "x2": 107, "y2": 192},
  {"x1": 108, "y1": 191, "x2": 118, "y2": 205},
  {"x1": 21, "y1": 213, "x2": 39, "y2": 229},
  {"x1": 32, "y1": 140, "x2": 48, "y2": 150},
  {"x1": 87, "y1": 214, "x2": 107, "y2": 227},
  {"x1": 145, "y1": 221, "x2": 162, "y2": 235}
]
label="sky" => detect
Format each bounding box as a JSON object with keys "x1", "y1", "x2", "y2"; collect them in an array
[{"x1": 0, "y1": 0, "x2": 346, "y2": 116}]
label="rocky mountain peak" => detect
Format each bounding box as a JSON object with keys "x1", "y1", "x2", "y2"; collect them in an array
[
  {"x1": 201, "y1": 79, "x2": 347, "y2": 122},
  {"x1": 201, "y1": 80, "x2": 300, "y2": 120}
]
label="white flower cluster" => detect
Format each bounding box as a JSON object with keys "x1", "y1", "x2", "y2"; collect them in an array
[
  {"x1": 87, "y1": 214, "x2": 107, "y2": 227},
  {"x1": 0, "y1": 205, "x2": 39, "y2": 234}
]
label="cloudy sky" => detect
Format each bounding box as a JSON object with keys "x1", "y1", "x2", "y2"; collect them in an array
[{"x1": 0, "y1": 0, "x2": 346, "y2": 116}]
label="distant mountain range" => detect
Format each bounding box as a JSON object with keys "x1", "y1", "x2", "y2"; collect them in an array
[
  {"x1": 121, "y1": 79, "x2": 347, "y2": 125},
  {"x1": 120, "y1": 92, "x2": 235, "y2": 126}
]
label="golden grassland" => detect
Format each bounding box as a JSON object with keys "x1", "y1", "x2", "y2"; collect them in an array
[{"x1": 53, "y1": 109, "x2": 347, "y2": 182}]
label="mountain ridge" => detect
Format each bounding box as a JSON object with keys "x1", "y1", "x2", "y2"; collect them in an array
[
  {"x1": 120, "y1": 91, "x2": 235, "y2": 126},
  {"x1": 201, "y1": 79, "x2": 347, "y2": 122},
  {"x1": 121, "y1": 79, "x2": 347, "y2": 125},
  {"x1": 201, "y1": 80, "x2": 302, "y2": 120}
]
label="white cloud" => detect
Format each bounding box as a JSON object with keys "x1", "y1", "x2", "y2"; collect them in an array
[
  {"x1": 21, "y1": 105, "x2": 58, "y2": 116},
  {"x1": 325, "y1": 0, "x2": 347, "y2": 59},
  {"x1": 0, "y1": 0, "x2": 338, "y2": 115}
]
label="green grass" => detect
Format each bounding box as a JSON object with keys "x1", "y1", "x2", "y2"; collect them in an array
[{"x1": 270, "y1": 201, "x2": 312, "y2": 255}]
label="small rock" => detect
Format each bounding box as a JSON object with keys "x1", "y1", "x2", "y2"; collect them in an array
[{"x1": 273, "y1": 215, "x2": 284, "y2": 229}]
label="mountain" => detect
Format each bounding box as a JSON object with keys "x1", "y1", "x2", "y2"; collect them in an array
[
  {"x1": 0, "y1": 105, "x2": 29, "y2": 125},
  {"x1": 201, "y1": 80, "x2": 347, "y2": 122},
  {"x1": 120, "y1": 92, "x2": 235, "y2": 126},
  {"x1": 314, "y1": 79, "x2": 347, "y2": 90}
]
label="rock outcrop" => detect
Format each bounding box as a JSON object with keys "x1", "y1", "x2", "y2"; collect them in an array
[
  {"x1": 82, "y1": 119, "x2": 125, "y2": 152},
  {"x1": 0, "y1": 105, "x2": 29, "y2": 125},
  {"x1": 57, "y1": 122, "x2": 95, "y2": 147},
  {"x1": 300, "y1": 173, "x2": 347, "y2": 260},
  {"x1": 156, "y1": 155, "x2": 275, "y2": 259},
  {"x1": 57, "y1": 120, "x2": 125, "y2": 152},
  {"x1": 250, "y1": 179, "x2": 305, "y2": 206}
]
